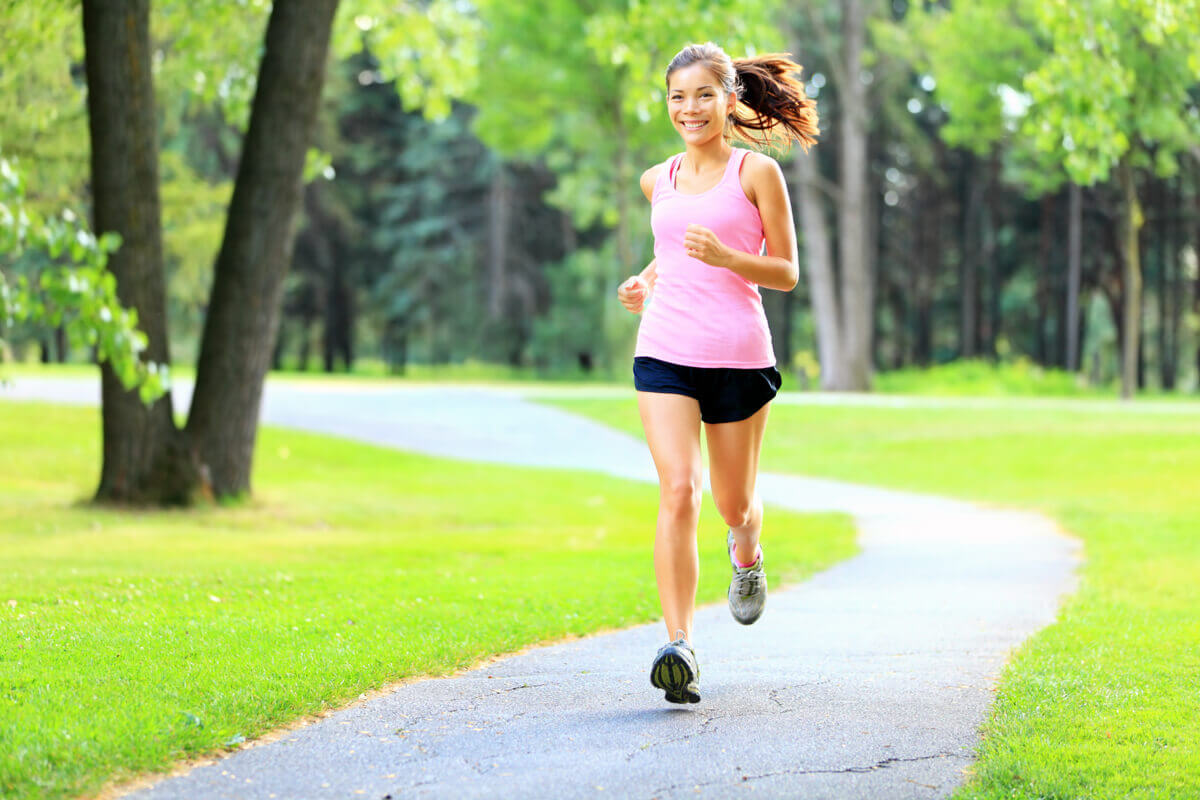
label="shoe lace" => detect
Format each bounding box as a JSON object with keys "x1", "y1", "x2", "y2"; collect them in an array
[{"x1": 735, "y1": 567, "x2": 762, "y2": 597}]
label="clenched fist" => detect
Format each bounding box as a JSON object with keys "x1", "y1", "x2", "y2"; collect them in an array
[
  {"x1": 618, "y1": 261, "x2": 657, "y2": 313},
  {"x1": 683, "y1": 224, "x2": 732, "y2": 268}
]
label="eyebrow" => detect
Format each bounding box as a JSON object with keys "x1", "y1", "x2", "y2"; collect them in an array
[{"x1": 670, "y1": 85, "x2": 714, "y2": 92}]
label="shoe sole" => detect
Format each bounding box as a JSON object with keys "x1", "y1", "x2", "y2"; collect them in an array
[{"x1": 650, "y1": 651, "x2": 700, "y2": 704}]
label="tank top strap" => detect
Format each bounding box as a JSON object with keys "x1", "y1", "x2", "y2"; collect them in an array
[
  {"x1": 723, "y1": 147, "x2": 749, "y2": 186},
  {"x1": 667, "y1": 153, "x2": 684, "y2": 185},
  {"x1": 654, "y1": 154, "x2": 684, "y2": 201}
]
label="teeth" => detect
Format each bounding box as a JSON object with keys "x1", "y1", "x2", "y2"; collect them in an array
[{"x1": 683, "y1": 121, "x2": 706, "y2": 129}]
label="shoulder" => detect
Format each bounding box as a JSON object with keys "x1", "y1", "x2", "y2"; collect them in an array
[
  {"x1": 640, "y1": 158, "x2": 674, "y2": 202},
  {"x1": 737, "y1": 149, "x2": 786, "y2": 205}
]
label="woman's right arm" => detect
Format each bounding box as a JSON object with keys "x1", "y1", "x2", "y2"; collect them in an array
[{"x1": 617, "y1": 162, "x2": 668, "y2": 314}]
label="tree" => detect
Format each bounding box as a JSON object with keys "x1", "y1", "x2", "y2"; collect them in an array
[
  {"x1": 909, "y1": 0, "x2": 1200, "y2": 398},
  {"x1": 79, "y1": 0, "x2": 341, "y2": 502}
]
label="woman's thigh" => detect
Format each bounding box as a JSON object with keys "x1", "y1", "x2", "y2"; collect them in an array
[
  {"x1": 637, "y1": 391, "x2": 704, "y2": 494},
  {"x1": 704, "y1": 401, "x2": 770, "y2": 519}
]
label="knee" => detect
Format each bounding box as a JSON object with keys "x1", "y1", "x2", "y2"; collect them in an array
[
  {"x1": 717, "y1": 495, "x2": 759, "y2": 530},
  {"x1": 659, "y1": 474, "x2": 702, "y2": 518}
]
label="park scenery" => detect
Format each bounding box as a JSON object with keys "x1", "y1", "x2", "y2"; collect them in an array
[{"x1": 2, "y1": 0, "x2": 1200, "y2": 799}]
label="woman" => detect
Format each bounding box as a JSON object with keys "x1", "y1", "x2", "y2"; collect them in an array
[{"x1": 617, "y1": 41, "x2": 818, "y2": 704}]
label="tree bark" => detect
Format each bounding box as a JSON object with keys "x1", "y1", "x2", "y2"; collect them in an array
[
  {"x1": 187, "y1": 0, "x2": 342, "y2": 496},
  {"x1": 793, "y1": 151, "x2": 841, "y2": 388},
  {"x1": 1066, "y1": 182, "x2": 1083, "y2": 371},
  {"x1": 959, "y1": 155, "x2": 982, "y2": 359},
  {"x1": 1156, "y1": 176, "x2": 1179, "y2": 390},
  {"x1": 486, "y1": 165, "x2": 510, "y2": 321},
  {"x1": 84, "y1": 0, "x2": 192, "y2": 504},
  {"x1": 836, "y1": 0, "x2": 873, "y2": 389},
  {"x1": 1035, "y1": 194, "x2": 1053, "y2": 364},
  {"x1": 1117, "y1": 157, "x2": 1143, "y2": 400}
]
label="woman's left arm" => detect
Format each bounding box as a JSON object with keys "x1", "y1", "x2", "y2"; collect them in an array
[{"x1": 682, "y1": 153, "x2": 799, "y2": 291}]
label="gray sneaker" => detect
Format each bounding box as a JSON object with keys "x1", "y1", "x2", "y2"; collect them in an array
[
  {"x1": 650, "y1": 631, "x2": 700, "y2": 704},
  {"x1": 727, "y1": 530, "x2": 767, "y2": 625}
]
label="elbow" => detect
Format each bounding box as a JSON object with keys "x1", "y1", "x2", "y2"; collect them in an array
[{"x1": 784, "y1": 262, "x2": 800, "y2": 292}]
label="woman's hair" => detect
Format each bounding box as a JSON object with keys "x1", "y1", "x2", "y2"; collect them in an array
[{"x1": 665, "y1": 42, "x2": 819, "y2": 152}]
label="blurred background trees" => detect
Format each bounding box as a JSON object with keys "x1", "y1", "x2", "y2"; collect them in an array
[{"x1": 3, "y1": 0, "x2": 1200, "y2": 395}]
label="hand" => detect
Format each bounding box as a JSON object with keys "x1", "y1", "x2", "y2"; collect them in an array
[
  {"x1": 684, "y1": 224, "x2": 731, "y2": 267},
  {"x1": 618, "y1": 275, "x2": 649, "y2": 313}
]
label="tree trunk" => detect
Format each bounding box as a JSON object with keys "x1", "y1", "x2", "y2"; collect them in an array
[
  {"x1": 486, "y1": 165, "x2": 509, "y2": 321},
  {"x1": 959, "y1": 155, "x2": 982, "y2": 359},
  {"x1": 84, "y1": 0, "x2": 192, "y2": 504},
  {"x1": 187, "y1": 0, "x2": 341, "y2": 496},
  {"x1": 1157, "y1": 177, "x2": 1179, "y2": 391},
  {"x1": 54, "y1": 326, "x2": 68, "y2": 362},
  {"x1": 981, "y1": 183, "x2": 999, "y2": 358},
  {"x1": 1035, "y1": 194, "x2": 1053, "y2": 364},
  {"x1": 836, "y1": 0, "x2": 873, "y2": 390},
  {"x1": 912, "y1": 180, "x2": 933, "y2": 366},
  {"x1": 1066, "y1": 182, "x2": 1083, "y2": 371},
  {"x1": 780, "y1": 289, "x2": 795, "y2": 371},
  {"x1": 792, "y1": 152, "x2": 841, "y2": 388},
  {"x1": 1117, "y1": 157, "x2": 1143, "y2": 400}
]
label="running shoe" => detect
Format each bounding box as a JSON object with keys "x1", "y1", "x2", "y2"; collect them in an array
[
  {"x1": 727, "y1": 529, "x2": 767, "y2": 625},
  {"x1": 650, "y1": 631, "x2": 700, "y2": 704}
]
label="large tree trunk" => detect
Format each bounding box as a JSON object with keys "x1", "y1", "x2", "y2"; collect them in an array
[
  {"x1": 793, "y1": 152, "x2": 841, "y2": 388},
  {"x1": 187, "y1": 0, "x2": 341, "y2": 496},
  {"x1": 84, "y1": 0, "x2": 192, "y2": 504},
  {"x1": 1117, "y1": 157, "x2": 1143, "y2": 400},
  {"x1": 836, "y1": 0, "x2": 873, "y2": 390},
  {"x1": 1065, "y1": 182, "x2": 1083, "y2": 371}
]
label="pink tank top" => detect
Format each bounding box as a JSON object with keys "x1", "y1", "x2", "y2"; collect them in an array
[{"x1": 634, "y1": 147, "x2": 775, "y2": 368}]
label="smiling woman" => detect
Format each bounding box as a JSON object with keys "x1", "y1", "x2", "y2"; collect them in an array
[{"x1": 614, "y1": 41, "x2": 819, "y2": 705}]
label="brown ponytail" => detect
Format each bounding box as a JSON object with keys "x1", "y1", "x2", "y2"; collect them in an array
[
  {"x1": 730, "y1": 55, "x2": 819, "y2": 152},
  {"x1": 665, "y1": 42, "x2": 820, "y2": 153}
]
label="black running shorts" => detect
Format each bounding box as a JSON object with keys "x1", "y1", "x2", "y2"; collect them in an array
[{"x1": 632, "y1": 356, "x2": 782, "y2": 424}]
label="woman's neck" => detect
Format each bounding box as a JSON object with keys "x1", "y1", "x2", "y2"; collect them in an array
[{"x1": 681, "y1": 139, "x2": 733, "y2": 174}]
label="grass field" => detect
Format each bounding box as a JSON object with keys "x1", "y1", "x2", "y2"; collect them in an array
[
  {"x1": 542, "y1": 393, "x2": 1200, "y2": 799},
  {"x1": 0, "y1": 400, "x2": 854, "y2": 800}
]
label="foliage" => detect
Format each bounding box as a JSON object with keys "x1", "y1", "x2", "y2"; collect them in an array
[
  {"x1": 471, "y1": 0, "x2": 788, "y2": 231},
  {"x1": 906, "y1": 0, "x2": 1200, "y2": 189},
  {"x1": 0, "y1": 400, "x2": 854, "y2": 799},
  {"x1": 529, "y1": 240, "x2": 639, "y2": 374},
  {"x1": 873, "y1": 357, "x2": 1109, "y2": 396},
  {"x1": 0, "y1": 157, "x2": 166, "y2": 401},
  {"x1": 332, "y1": 0, "x2": 483, "y2": 120},
  {"x1": 0, "y1": 0, "x2": 91, "y2": 216}
]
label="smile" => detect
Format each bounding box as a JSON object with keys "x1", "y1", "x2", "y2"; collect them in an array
[{"x1": 681, "y1": 120, "x2": 708, "y2": 130}]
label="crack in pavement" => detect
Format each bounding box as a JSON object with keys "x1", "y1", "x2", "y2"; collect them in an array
[{"x1": 651, "y1": 751, "x2": 972, "y2": 794}]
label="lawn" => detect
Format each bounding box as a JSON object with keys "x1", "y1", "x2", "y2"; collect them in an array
[
  {"x1": 0, "y1": 400, "x2": 854, "y2": 800},
  {"x1": 542, "y1": 393, "x2": 1200, "y2": 799}
]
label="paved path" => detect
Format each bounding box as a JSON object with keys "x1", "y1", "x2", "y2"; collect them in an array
[{"x1": 2, "y1": 378, "x2": 1081, "y2": 799}]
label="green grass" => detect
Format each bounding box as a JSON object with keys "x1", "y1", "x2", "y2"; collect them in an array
[
  {"x1": 543, "y1": 393, "x2": 1200, "y2": 799},
  {"x1": 0, "y1": 400, "x2": 854, "y2": 800},
  {"x1": 873, "y1": 358, "x2": 1116, "y2": 396}
]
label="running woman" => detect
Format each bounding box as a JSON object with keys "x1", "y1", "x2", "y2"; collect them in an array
[{"x1": 617, "y1": 42, "x2": 818, "y2": 704}]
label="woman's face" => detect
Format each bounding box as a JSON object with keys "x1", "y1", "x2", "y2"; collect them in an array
[{"x1": 667, "y1": 63, "x2": 735, "y2": 145}]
